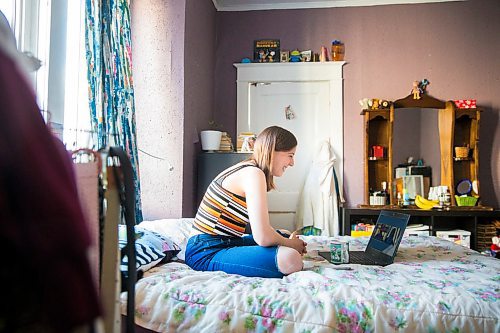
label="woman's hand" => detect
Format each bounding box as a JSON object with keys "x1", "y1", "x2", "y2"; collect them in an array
[{"x1": 288, "y1": 231, "x2": 307, "y2": 255}]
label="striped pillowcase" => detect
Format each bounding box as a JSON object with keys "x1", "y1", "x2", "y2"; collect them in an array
[{"x1": 119, "y1": 225, "x2": 181, "y2": 272}]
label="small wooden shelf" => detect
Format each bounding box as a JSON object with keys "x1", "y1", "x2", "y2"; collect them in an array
[{"x1": 363, "y1": 106, "x2": 393, "y2": 204}]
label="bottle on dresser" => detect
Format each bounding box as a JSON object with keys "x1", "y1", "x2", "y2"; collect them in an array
[
  {"x1": 402, "y1": 189, "x2": 410, "y2": 207},
  {"x1": 369, "y1": 188, "x2": 375, "y2": 205},
  {"x1": 381, "y1": 181, "x2": 390, "y2": 205},
  {"x1": 370, "y1": 182, "x2": 389, "y2": 205},
  {"x1": 397, "y1": 192, "x2": 404, "y2": 208}
]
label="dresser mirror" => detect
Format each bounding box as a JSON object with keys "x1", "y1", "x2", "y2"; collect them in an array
[{"x1": 392, "y1": 107, "x2": 441, "y2": 187}]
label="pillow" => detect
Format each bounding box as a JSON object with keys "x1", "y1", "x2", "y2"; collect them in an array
[
  {"x1": 137, "y1": 218, "x2": 194, "y2": 261},
  {"x1": 118, "y1": 225, "x2": 181, "y2": 273}
]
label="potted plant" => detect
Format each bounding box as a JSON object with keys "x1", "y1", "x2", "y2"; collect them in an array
[{"x1": 200, "y1": 120, "x2": 223, "y2": 152}]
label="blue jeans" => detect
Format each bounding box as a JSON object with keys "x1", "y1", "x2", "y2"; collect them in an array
[{"x1": 185, "y1": 233, "x2": 285, "y2": 278}]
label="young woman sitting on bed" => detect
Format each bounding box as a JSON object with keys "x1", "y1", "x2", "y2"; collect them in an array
[{"x1": 185, "y1": 126, "x2": 307, "y2": 278}]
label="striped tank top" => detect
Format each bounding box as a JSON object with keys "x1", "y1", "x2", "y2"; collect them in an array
[{"x1": 193, "y1": 164, "x2": 254, "y2": 237}]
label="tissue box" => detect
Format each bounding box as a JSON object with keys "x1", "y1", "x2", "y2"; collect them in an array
[{"x1": 454, "y1": 99, "x2": 476, "y2": 109}]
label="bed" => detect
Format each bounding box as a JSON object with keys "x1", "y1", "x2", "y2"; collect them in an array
[{"x1": 120, "y1": 218, "x2": 500, "y2": 332}]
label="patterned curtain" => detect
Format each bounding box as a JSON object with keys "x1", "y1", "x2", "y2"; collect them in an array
[{"x1": 84, "y1": 0, "x2": 143, "y2": 222}]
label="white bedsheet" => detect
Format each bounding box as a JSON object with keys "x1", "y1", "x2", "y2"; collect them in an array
[{"x1": 122, "y1": 222, "x2": 500, "y2": 332}]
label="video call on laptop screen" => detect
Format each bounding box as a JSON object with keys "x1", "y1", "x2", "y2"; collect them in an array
[{"x1": 368, "y1": 216, "x2": 407, "y2": 257}]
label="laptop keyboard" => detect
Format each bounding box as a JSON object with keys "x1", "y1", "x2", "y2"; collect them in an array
[{"x1": 349, "y1": 251, "x2": 380, "y2": 265}]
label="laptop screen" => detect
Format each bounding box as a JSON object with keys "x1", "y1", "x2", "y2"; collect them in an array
[{"x1": 366, "y1": 211, "x2": 409, "y2": 258}]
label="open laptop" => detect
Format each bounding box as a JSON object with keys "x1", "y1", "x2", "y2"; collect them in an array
[{"x1": 319, "y1": 211, "x2": 410, "y2": 266}]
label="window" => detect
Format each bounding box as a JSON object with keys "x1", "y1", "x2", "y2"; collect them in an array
[
  {"x1": 62, "y1": 0, "x2": 92, "y2": 150},
  {"x1": 1, "y1": 0, "x2": 92, "y2": 150},
  {"x1": 0, "y1": 1, "x2": 16, "y2": 30}
]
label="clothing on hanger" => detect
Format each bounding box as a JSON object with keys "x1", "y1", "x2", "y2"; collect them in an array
[{"x1": 295, "y1": 140, "x2": 345, "y2": 237}]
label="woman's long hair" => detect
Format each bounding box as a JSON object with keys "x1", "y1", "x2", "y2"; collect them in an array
[{"x1": 249, "y1": 126, "x2": 297, "y2": 191}]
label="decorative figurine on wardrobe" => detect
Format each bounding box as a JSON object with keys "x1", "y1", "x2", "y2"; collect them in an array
[
  {"x1": 284, "y1": 105, "x2": 296, "y2": 120},
  {"x1": 412, "y1": 80, "x2": 422, "y2": 100}
]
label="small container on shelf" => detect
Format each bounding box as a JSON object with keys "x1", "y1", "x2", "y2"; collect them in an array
[
  {"x1": 453, "y1": 99, "x2": 476, "y2": 109},
  {"x1": 454, "y1": 146, "x2": 470, "y2": 160},
  {"x1": 369, "y1": 182, "x2": 390, "y2": 206},
  {"x1": 437, "y1": 185, "x2": 451, "y2": 208},
  {"x1": 200, "y1": 130, "x2": 222, "y2": 151},
  {"x1": 217, "y1": 132, "x2": 234, "y2": 152},
  {"x1": 369, "y1": 146, "x2": 386, "y2": 161},
  {"x1": 330, "y1": 40, "x2": 345, "y2": 61},
  {"x1": 455, "y1": 195, "x2": 479, "y2": 207},
  {"x1": 371, "y1": 145, "x2": 385, "y2": 159},
  {"x1": 403, "y1": 189, "x2": 410, "y2": 207},
  {"x1": 397, "y1": 192, "x2": 404, "y2": 207}
]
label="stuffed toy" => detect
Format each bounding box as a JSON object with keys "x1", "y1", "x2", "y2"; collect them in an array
[
  {"x1": 419, "y1": 79, "x2": 430, "y2": 93},
  {"x1": 368, "y1": 98, "x2": 379, "y2": 109},
  {"x1": 290, "y1": 50, "x2": 302, "y2": 62},
  {"x1": 412, "y1": 80, "x2": 422, "y2": 100},
  {"x1": 491, "y1": 233, "x2": 500, "y2": 252}
]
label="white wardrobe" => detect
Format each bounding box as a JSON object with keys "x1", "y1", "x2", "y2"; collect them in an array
[{"x1": 234, "y1": 62, "x2": 345, "y2": 231}]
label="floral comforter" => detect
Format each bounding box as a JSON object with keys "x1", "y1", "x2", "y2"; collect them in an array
[{"x1": 121, "y1": 236, "x2": 500, "y2": 332}]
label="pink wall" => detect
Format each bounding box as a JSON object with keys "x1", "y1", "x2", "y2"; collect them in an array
[
  {"x1": 183, "y1": 0, "x2": 217, "y2": 215},
  {"x1": 213, "y1": 0, "x2": 500, "y2": 208}
]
